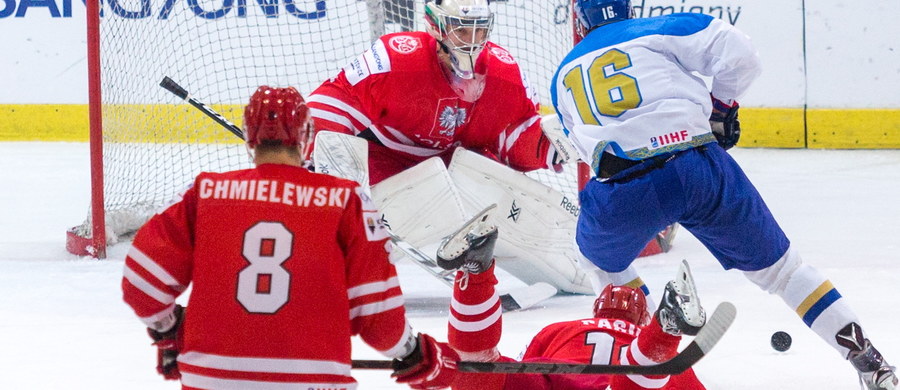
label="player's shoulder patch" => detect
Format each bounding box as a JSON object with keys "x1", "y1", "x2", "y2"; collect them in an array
[
  {"x1": 343, "y1": 39, "x2": 393, "y2": 86},
  {"x1": 387, "y1": 34, "x2": 422, "y2": 54},
  {"x1": 354, "y1": 186, "x2": 390, "y2": 241},
  {"x1": 488, "y1": 45, "x2": 516, "y2": 65}
]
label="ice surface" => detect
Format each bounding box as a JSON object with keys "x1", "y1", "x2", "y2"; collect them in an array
[{"x1": 1, "y1": 142, "x2": 898, "y2": 389}]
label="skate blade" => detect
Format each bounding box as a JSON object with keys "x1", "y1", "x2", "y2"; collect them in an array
[
  {"x1": 674, "y1": 259, "x2": 706, "y2": 327},
  {"x1": 437, "y1": 203, "x2": 498, "y2": 259}
]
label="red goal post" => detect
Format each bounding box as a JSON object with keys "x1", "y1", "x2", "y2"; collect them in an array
[{"x1": 70, "y1": 0, "x2": 589, "y2": 258}]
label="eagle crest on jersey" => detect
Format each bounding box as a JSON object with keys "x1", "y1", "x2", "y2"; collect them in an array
[{"x1": 438, "y1": 106, "x2": 468, "y2": 137}]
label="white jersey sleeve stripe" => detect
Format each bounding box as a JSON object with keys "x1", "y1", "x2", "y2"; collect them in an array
[
  {"x1": 496, "y1": 131, "x2": 508, "y2": 162},
  {"x1": 180, "y1": 373, "x2": 357, "y2": 390},
  {"x1": 622, "y1": 351, "x2": 670, "y2": 388},
  {"x1": 310, "y1": 108, "x2": 362, "y2": 135},
  {"x1": 368, "y1": 126, "x2": 444, "y2": 157},
  {"x1": 449, "y1": 305, "x2": 502, "y2": 332},
  {"x1": 627, "y1": 338, "x2": 658, "y2": 366},
  {"x1": 350, "y1": 295, "x2": 405, "y2": 319},
  {"x1": 502, "y1": 114, "x2": 540, "y2": 154},
  {"x1": 307, "y1": 94, "x2": 373, "y2": 129},
  {"x1": 178, "y1": 351, "x2": 351, "y2": 375},
  {"x1": 379, "y1": 321, "x2": 416, "y2": 359},
  {"x1": 450, "y1": 291, "x2": 500, "y2": 316},
  {"x1": 127, "y1": 247, "x2": 181, "y2": 287},
  {"x1": 123, "y1": 265, "x2": 175, "y2": 305},
  {"x1": 138, "y1": 305, "x2": 177, "y2": 328},
  {"x1": 347, "y1": 276, "x2": 400, "y2": 300},
  {"x1": 382, "y1": 125, "x2": 417, "y2": 146}
]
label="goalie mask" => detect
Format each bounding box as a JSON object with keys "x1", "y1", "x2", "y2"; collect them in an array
[
  {"x1": 243, "y1": 86, "x2": 313, "y2": 154},
  {"x1": 425, "y1": 0, "x2": 494, "y2": 80},
  {"x1": 593, "y1": 284, "x2": 651, "y2": 326}
]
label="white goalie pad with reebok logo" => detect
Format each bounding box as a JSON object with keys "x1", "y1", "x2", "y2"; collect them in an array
[{"x1": 448, "y1": 148, "x2": 593, "y2": 295}]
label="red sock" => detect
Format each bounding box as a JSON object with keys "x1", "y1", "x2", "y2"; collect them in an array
[{"x1": 448, "y1": 264, "x2": 502, "y2": 353}]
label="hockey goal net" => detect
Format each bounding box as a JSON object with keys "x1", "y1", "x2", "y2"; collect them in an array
[{"x1": 70, "y1": 0, "x2": 582, "y2": 257}]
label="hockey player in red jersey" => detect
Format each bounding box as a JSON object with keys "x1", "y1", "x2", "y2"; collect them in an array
[
  {"x1": 305, "y1": 0, "x2": 675, "y2": 298},
  {"x1": 434, "y1": 214, "x2": 708, "y2": 390},
  {"x1": 122, "y1": 86, "x2": 458, "y2": 390},
  {"x1": 307, "y1": 0, "x2": 561, "y2": 185}
]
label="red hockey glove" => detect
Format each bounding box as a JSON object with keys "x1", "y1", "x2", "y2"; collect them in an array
[
  {"x1": 709, "y1": 96, "x2": 741, "y2": 150},
  {"x1": 392, "y1": 333, "x2": 459, "y2": 390},
  {"x1": 147, "y1": 305, "x2": 185, "y2": 380}
]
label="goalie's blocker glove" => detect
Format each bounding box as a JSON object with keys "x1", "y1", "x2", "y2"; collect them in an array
[
  {"x1": 709, "y1": 96, "x2": 741, "y2": 150},
  {"x1": 147, "y1": 304, "x2": 185, "y2": 380}
]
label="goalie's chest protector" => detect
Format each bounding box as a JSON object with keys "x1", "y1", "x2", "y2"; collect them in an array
[{"x1": 346, "y1": 32, "x2": 536, "y2": 153}]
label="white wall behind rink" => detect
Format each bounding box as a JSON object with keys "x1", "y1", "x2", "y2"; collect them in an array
[{"x1": 2, "y1": 0, "x2": 898, "y2": 108}]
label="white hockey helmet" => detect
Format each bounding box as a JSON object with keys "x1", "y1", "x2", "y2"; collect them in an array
[{"x1": 425, "y1": 0, "x2": 494, "y2": 79}]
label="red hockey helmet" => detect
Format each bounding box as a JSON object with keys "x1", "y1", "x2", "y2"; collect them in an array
[
  {"x1": 243, "y1": 86, "x2": 313, "y2": 150},
  {"x1": 593, "y1": 284, "x2": 651, "y2": 326}
]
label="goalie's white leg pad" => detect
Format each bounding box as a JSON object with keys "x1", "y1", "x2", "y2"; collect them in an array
[
  {"x1": 371, "y1": 157, "x2": 468, "y2": 248},
  {"x1": 448, "y1": 148, "x2": 593, "y2": 295},
  {"x1": 312, "y1": 131, "x2": 370, "y2": 188}
]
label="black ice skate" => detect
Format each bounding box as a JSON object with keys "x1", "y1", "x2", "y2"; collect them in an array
[
  {"x1": 436, "y1": 204, "x2": 498, "y2": 274},
  {"x1": 656, "y1": 260, "x2": 707, "y2": 336},
  {"x1": 837, "y1": 322, "x2": 898, "y2": 390}
]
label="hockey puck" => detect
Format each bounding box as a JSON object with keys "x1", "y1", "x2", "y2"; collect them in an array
[{"x1": 771, "y1": 331, "x2": 792, "y2": 352}]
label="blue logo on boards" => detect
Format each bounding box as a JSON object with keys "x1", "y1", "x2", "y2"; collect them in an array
[{"x1": 0, "y1": 0, "x2": 326, "y2": 19}]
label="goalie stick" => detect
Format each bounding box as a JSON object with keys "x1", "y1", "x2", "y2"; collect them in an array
[
  {"x1": 158, "y1": 77, "x2": 556, "y2": 311},
  {"x1": 352, "y1": 301, "x2": 736, "y2": 375}
]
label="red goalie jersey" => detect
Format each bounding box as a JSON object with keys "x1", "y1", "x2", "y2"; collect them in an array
[
  {"x1": 308, "y1": 31, "x2": 554, "y2": 184},
  {"x1": 122, "y1": 164, "x2": 410, "y2": 389}
]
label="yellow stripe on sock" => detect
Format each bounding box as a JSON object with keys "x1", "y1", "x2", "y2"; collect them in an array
[
  {"x1": 795, "y1": 280, "x2": 835, "y2": 318},
  {"x1": 624, "y1": 278, "x2": 645, "y2": 290}
]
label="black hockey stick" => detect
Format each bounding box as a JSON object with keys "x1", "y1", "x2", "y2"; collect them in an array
[
  {"x1": 159, "y1": 76, "x2": 245, "y2": 140},
  {"x1": 353, "y1": 301, "x2": 736, "y2": 375}
]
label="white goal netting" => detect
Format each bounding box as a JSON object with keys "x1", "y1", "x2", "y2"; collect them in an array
[{"x1": 82, "y1": 0, "x2": 577, "y2": 243}]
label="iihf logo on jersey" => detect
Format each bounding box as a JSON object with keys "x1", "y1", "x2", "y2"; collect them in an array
[
  {"x1": 437, "y1": 106, "x2": 468, "y2": 138},
  {"x1": 650, "y1": 130, "x2": 690, "y2": 149}
]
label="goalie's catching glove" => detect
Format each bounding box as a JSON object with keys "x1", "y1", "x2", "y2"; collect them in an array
[
  {"x1": 392, "y1": 333, "x2": 459, "y2": 389},
  {"x1": 147, "y1": 304, "x2": 185, "y2": 380},
  {"x1": 709, "y1": 96, "x2": 741, "y2": 150}
]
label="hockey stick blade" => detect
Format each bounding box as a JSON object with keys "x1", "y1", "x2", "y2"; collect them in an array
[
  {"x1": 388, "y1": 232, "x2": 455, "y2": 287},
  {"x1": 352, "y1": 301, "x2": 736, "y2": 375},
  {"x1": 159, "y1": 76, "x2": 245, "y2": 140}
]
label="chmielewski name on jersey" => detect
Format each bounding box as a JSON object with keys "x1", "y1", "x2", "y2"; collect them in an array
[{"x1": 198, "y1": 178, "x2": 351, "y2": 208}]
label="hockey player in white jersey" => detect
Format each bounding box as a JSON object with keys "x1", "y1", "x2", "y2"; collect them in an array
[{"x1": 551, "y1": 0, "x2": 897, "y2": 388}]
